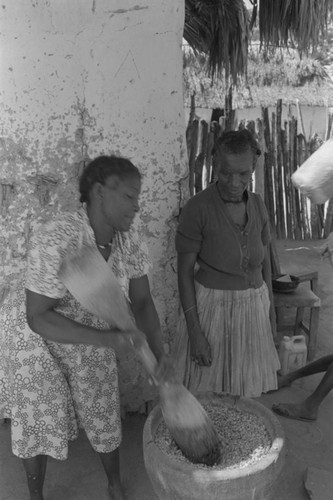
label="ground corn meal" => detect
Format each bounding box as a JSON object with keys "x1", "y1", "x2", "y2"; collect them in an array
[{"x1": 154, "y1": 403, "x2": 271, "y2": 470}]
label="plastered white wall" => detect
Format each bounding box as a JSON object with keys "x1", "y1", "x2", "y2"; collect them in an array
[{"x1": 0, "y1": 0, "x2": 188, "y2": 410}]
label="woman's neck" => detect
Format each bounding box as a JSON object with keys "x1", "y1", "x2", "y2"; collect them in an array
[
  {"x1": 86, "y1": 204, "x2": 115, "y2": 247},
  {"x1": 216, "y1": 183, "x2": 247, "y2": 204}
]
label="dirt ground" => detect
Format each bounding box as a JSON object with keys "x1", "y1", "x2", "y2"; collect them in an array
[{"x1": 1, "y1": 238, "x2": 333, "y2": 500}]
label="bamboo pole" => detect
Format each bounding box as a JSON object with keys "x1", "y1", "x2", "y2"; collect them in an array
[
  {"x1": 224, "y1": 85, "x2": 235, "y2": 132},
  {"x1": 324, "y1": 199, "x2": 333, "y2": 237},
  {"x1": 194, "y1": 120, "x2": 209, "y2": 193},
  {"x1": 210, "y1": 121, "x2": 220, "y2": 183},
  {"x1": 187, "y1": 93, "x2": 196, "y2": 129},
  {"x1": 297, "y1": 134, "x2": 311, "y2": 239},
  {"x1": 262, "y1": 107, "x2": 275, "y2": 236},
  {"x1": 325, "y1": 107, "x2": 333, "y2": 140},
  {"x1": 308, "y1": 134, "x2": 325, "y2": 238},
  {"x1": 317, "y1": 204, "x2": 325, "y2": 238},
  {"x1": 204, "y1": 130, "x2": 215, "y2": 188},
  {"x1": 271, "y1": 111, "x2": 281, "y2": 238},
  {"x1": 218, "y1": 116, "x2": 226, "y2": 136},
  {"x1": 187, "y1": 119, "x2": 199, "y2": 197},
  {"x1": 290, "y1": 119, "x2": 303, "y2": 240},
  {"x1": 285, "y1": 119, "x2": 296, "y2": 239},
  {"x1": 186, "y1": 93, "x2": 197, "y2": 197},
  {"x1": 276, "y1": 99, "x2": 286, "y2": 238},
  {"x1": 296, "y1": 98, "x2": 308, "y2": 155},
  {"x1": 287, "y1": 116, "x2": 301, "y2": 240},
  {"x1": 255, "y1": 117, "x2": 265, "y2": 200},
  {"x1": 246, "y1": 120, "x2": 256, "y2": 193},
  {"x1": 281, "y1": 125, "x2": 292, "y2": 238}
]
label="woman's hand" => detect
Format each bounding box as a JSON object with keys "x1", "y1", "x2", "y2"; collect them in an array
[
  {"x1": 126, "y1": 333, "x2": 176, "y2": 385},
  {"x1": 154, "y1": 354, "x2": 176, "y2": 384},
  {"x1": 189, "y1": 330, "x2": 212, "y2": 367},
  {"x1": 99, "y1": 327, "x2": 146, "y2": 352},
  {"x1": 121, "y1": 327, "x2": 148, "y2": 350}
]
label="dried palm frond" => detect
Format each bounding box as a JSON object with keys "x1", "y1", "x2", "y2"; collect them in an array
[
  {"x1": 184, "y1": 0, "x2": 333, "y2": 84},
  {"x1": 258, "y1": 0, "x2": 333, "y2": 53},
  {"x1": 184, "y1": 0, "x2": 249, "y2": 81}
]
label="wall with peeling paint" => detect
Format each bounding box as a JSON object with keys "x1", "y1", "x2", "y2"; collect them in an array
[{"x1": 0, "y1": 0, "x2": 188, "y2": 410}]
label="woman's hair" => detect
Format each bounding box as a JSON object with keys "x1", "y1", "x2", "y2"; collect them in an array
[
  {"x1": 213, "y1": 130, "x2": 261, "y2": 158},
  {"x1": 79, "y1": 155, "x2": 141, "y2": 203}
]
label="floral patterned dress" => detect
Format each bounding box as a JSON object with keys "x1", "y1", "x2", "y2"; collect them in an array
[{"x1": 0, "y1": 207, "x2": 151, "y2": 459}]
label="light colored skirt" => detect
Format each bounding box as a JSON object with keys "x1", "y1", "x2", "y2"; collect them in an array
[{"x1": 173, "y1": 282, "x2": 280, "y2": 398}]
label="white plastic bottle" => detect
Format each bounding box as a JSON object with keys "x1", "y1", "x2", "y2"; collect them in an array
[{"x1": 278, "y1": 335, "x2": 308, "y2": 376}]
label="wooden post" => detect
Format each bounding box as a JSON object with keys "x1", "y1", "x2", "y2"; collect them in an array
[
  {"x1": 187, "y1": 119, "x2": 199, "y2": 197},
  {"x1": 204, "y1": 130, "x2": 215, "y2": 188},
  {"x1": 255, "y1": 118, "x2": 265, "y2": 199},
  {"x1": 297, "y1": 134, "x2": 311, "y2": 239},
  {"x1": 324, "y1": 199, "x2": 333, "y2": 237},
  {"x1": 194, "y1": 120, "x2": 208, "y2": 193},
  {"x1": 187, "y1": 93, "x2": 196, "y2": 129},
  {"x1": 326, "y1": 107, "x2": 333, "y2": 139},
  {"x1": 296, "y1": 99, "x2": 308, "y2": 155},
  {"x1": 290, "y1": 118, "x2": 303, "y2": 239},
  {"x1": 224, "y1": 85, "x2": 235, "y2": 132},
  {"x1": 246, "y1": 120, "x2": 256, "y2": 193},
  {"x1": 281, "y1": 125, "x2": 292, "y2": 238},
  {"x1": 276, "y1": 99, "x2": 286, "y2": 238},
  {"x1": 271, "y1": 111, "x2": 280, "y2": 238},
  {"x1": 210, "y1": 121, "x2": 220, "y2": 183},
  {"x1": 287, "y1": 117, "x2": 298, "y2": 239},
  {"x1": 262, "y1": 107, "x2": 275, "y2": 236}
]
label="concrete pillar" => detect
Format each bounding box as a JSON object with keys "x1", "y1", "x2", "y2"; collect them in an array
[{"x1": 0, "y1": 0, "x2": 187, "y2": 409}]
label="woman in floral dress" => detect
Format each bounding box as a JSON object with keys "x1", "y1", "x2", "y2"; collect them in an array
[{"x1": 0, "y1": 155, "x2": 169, "y2": 500}]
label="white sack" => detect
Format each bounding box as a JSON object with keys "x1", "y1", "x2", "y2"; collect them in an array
[{"x1": 291, "y1": 138, "x2": 333, "y2": 204}]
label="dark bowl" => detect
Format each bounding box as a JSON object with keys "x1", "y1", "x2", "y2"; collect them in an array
[{"x1": 272, "y1": 274, "x2": 300, "y2": 293}]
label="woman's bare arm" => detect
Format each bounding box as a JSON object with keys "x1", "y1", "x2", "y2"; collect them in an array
[
  {"x1": 177, "y1": 252, "x2": 201, "y2": 333},
  {"x1": 26, "y1": 289, "x2": 129, "y2": 349},
  {"x1": 177, "y1": 252, "x2": 211, "y2": 365},
  {"x1": 261, "y1": 245, "x2": 277, "y2": 339},
  {"x1": 129, "y1": 275, "x2": 165, "y2": 361}
]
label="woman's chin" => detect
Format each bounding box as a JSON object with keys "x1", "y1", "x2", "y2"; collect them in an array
[
  {"x1": 120, "y1": 220, "x2": 133, "y2": 232},
  {"x1": 225, "y1": 195, "x2": 243, "y2": 203}
]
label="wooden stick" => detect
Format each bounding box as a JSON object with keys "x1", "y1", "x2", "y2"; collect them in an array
[
  {"x1": 59, "y1": 244, "x2": 221, "y2": 466},
  {"x1": 276, "y1": 100, "x2": 286, "y2": 238}
]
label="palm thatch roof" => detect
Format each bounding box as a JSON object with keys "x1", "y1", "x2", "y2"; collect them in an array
[
  {"x1": 184, "y1": 0, "x2": 333, "y2": 82},
  {"x1": 184, "y1": 0, "x2": 249, "y2": 80},
  {"x1": 258, "y1": 0, "x2": 333, "y2": 52}
]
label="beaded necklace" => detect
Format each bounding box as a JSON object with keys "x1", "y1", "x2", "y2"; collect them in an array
[{"x1": 96, "y1": 241, "x2": 112, "y2": 250}]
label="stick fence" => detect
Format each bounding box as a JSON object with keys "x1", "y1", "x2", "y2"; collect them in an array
[{"x1": 186, "y1": 97, "x2": 333, "y2": 240}]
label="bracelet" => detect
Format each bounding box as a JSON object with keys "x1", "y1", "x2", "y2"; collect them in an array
[{"x1": 183, "y1": 305, "x2": 197, "y2": 314}]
